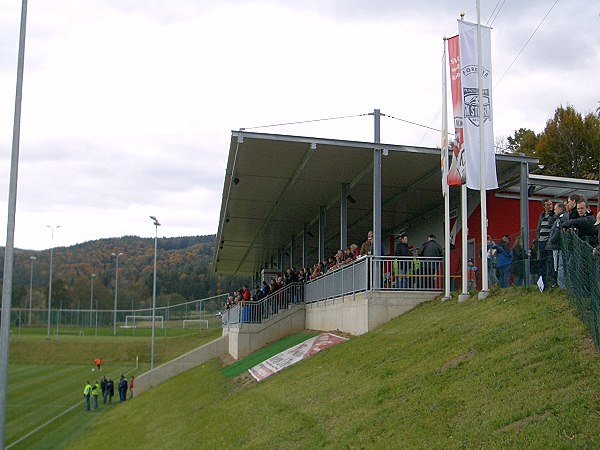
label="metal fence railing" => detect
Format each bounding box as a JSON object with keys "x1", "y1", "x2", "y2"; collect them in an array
[
  {"x1": 560, "y1": 231, "x2": 600, "y2": 349},
  {"x1": 305, "y1": 256, "x2": 369, "y2": 303},
  {"x1": 371, "y1": 256, "x2": 444, "y2": 291},
  {"x1": 3, "y1": 294, "x2": 229, "y2": 334},
  {"x1": 222, "y1": 283, "x2": 304, "y2": 325}
]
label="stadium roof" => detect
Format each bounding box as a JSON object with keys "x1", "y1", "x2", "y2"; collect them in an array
[{"x1": 214, "y1": 131, "x2": 541, "y2": 276}]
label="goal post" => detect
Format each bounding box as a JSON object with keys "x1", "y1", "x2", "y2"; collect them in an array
[
  {"x1": 124, "y1": 315, "x2": 164, "y2": 329},
  {"x1": 182, "y1": 319, "x2": 209, "y2": 329}
]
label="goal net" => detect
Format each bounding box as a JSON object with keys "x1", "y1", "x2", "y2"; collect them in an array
[
  {"x1": 124, "y1": 315, "x2": 164, "y2": 328},
  {"x1": 182, "y1": 319, "x2": 209, "y2": 329}
]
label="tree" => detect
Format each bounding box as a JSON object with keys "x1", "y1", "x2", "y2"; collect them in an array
[
  {"x1": 506, "y1": 128, "x2": 539, "y2": 157},
  {"x1": 536, "y1": 105, "x2": 600, "y2": 179}
]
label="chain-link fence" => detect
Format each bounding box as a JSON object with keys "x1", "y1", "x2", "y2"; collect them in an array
[
  {"x1": 559, "y1": 231, "x2": 600, "y2": 348},
  {"x1": 5, "y1": 294, "x2": 229, "y2": 336}
]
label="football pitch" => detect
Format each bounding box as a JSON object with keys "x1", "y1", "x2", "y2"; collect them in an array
[{"x1": 5, "y1": 326, "x2": 220, "y2": 449}]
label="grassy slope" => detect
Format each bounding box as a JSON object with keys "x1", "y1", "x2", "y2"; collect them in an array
[
  {"x1": 6, "y1": 329, "x2": 221, "y2": 449},
  {"x1": 67, "y1": 289, "x2": 600, "y2": 449}
]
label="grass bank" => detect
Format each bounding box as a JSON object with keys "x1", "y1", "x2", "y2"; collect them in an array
[{"x1": 67, "y1": 288, "x2": 600, "y2": 449}]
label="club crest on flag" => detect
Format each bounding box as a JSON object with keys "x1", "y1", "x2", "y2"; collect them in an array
[{"x1": 463, "y1": 87, "x2": 490, "y2": 127}]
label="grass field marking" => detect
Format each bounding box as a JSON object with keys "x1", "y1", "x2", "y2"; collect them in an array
[
  {"x1": 5, "y1": 399, "x2": 83, "y2": 449},
  {"x1": 6, "y1": 363, "x2": 139, "y2": 449}
]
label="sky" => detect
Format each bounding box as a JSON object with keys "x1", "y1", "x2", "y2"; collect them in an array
[{"x1": 0, "y1": 0, "x2": 598, "y2": 251}]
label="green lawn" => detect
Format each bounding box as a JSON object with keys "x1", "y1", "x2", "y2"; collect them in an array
[
  {"x1": 65, "y1": 288, "x2": 600, "y2": 449},
  {"x1": 5, "y1": 328, "x2": 221, "y2": 449}
]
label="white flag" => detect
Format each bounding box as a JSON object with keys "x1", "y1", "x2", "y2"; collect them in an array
[{"x1": 457, "y1": 20, "x2": 498, "y2": 191}]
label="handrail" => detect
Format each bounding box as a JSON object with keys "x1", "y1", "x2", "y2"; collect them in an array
[{"x1": 222, "y1": 282, "x2": 304, "y2": 325}]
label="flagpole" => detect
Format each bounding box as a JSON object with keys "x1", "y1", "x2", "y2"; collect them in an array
[
  {"x1": 442, "y1": 38, "x2": 451, "y2": 300},
  {"x1": 476, "y1": 0, "x2": 490, "y2": 300}
]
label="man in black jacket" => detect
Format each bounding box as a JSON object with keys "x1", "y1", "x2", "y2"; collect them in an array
[
  {"x1": 562, "y1": 200, "x2": 598, "y2": 247},
  {"x1": 419, "y1": 234, "x2": 443, "y2": 289},
  {"x1": 394, "y1": 234, "x2": 411, "y2": 288}
]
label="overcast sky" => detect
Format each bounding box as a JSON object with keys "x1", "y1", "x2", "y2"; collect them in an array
[{"x1": 1, "y1": 0, "x2": 598, "y2": 251}]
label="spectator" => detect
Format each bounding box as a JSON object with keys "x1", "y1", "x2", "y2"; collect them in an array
[
  {"x1": 261, "y1": 281, "x2": 270, "y2": 298},
  {"x1": 419, "y1": 234, "x2": 443, "y2": 289},
  {"x1": 547, "y1": 203, "x2": 568, "y2": 289},
  {"x1": 561, "y1": 200, "x2": 598, "y2": 247},
  {"x1": 467, "y1": 258, "x2": 478, "y2": 292},
  {"x1": 536, "y1": 199, "x2": 554, "y2": 287},
  {"x1": 487, "y1": 236, "x2": 499, "y2": 286},
  {"x1": 360, "y1": 231, "x2": 373, "y2": 256},
  {"x1": 496, "y1": 235, "x2": 513, "y2": 288},
  {"x1": 107, "y1": 378, "x2": 114, "y2": 404},
  {"x1": 593, "y1": 212, "x2": 600, "y2": 257},
  {"x1": 394, "y1": 234, "x2": 411, "y2": 288},
  {"x1": 510, "y1": 236, "x2": 527, "y2": 286},
  {"x1": 101, "y1": 376, "x2": 108, "y2": 404},
  {"x1": 529, "y1": 240, "x2": 541, "y2": 281},
  {"x1": 241, "y1": 285, "x2": 251, "y2": 301},
  {"x1": 118, "y1": 375, "x2": 128, "y2": 402},
  {"x1": 566, "y1": 194, "x2": 582, "y2": 220},
  {"x1": 129, "y1": 376, "x2": 135, "y2": 399}
]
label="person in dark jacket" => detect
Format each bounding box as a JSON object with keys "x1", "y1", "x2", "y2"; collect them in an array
[
  {"x1": 394, "y1": 234, "x2": 411, "y2": 288},
  {"x1": 118, "y1": 375, "x2": 128, "y2": 402},
  {"x1": 561, "y1": 200, "x2": 598, "y2": 247},
  {"x1": 510, "y1": 236, "x2": 528, "y2": 286},
  {"x1": 419, "y1": 234, "x2": 443, "y2": 289},
  {"x1": 106, "y1": 378, "x2": 114, "y2": 404},
  {"x1": 547, "y1": 203, "x2": 568, "y2": 289},
  {"x1": 566, "y1": 194, "x2": 582, "y2": 220}
]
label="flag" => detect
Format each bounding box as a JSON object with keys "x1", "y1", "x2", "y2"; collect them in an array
[
  {"x1": 441, "y1": 40, "x2": 449, "y2": 196},
  {"x1": 447, "y1": 35, "x2": 466, "y2": 186},
  {"x1": 457, "y1": 20, "x2": 498, "y2": 190}
]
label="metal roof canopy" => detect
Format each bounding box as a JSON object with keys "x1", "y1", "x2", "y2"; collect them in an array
[
  {"x1": 499, "y1": 173, "x2": 599, "y2": 205},
  {"x1": 214, "y1": 131, "x2": 538, "y2": 276}
]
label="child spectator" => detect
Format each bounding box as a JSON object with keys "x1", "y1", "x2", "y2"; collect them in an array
[{"x1": 467, "y1": 258, "x2": 478, "y2": 292}]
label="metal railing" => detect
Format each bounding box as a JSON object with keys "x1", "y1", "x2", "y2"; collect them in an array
[
  {"x1": 222, "y1": 283, "x2": 304, "y2": 325},
  {"x1": 305, "y1": 256, "x2": 369, "y2": 303},
  {"x1": 305, "y1": 255, "x2": 444, "y2": 304},
  {"x1": 371, "y1": 255, "x2": 444, "y2": 291}
]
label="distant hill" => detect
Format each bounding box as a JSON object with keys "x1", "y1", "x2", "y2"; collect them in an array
[{"x1": 0, "y1": 235, "x2": 247, "y2": 311}]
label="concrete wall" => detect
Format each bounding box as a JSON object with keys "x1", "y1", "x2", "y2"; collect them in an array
[
  {"x1": 305, "y1": 291, "x2": 437, "y2": 335},
  {"x1": 134, "y1": 334, "x2": 228, "y2": 396},
  {"x1": 225, "y1": 303, "x2": 305, "y2": 359}
]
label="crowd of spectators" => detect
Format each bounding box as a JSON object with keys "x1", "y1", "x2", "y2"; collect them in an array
[
  {"x1": 223, "y1": 229, "x2": 446, "y2": 312},
  {"x1": 485, "y1": 194, "x2": 599, "y2": 291}
]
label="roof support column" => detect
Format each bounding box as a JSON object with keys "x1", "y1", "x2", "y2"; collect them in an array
[
  {"x1": 373, "y1": 109, "x2": 382, "y2": 258},
  {"x1": 340, "y1": 183, "x2": 348, "y2": 250},
  {"x1": 302, "y1": 224, "x2": 308, "y2": 269},
  {"x1": 278, "y1": 248, "x2": 283, "y2": 273},
  {"x1": 372, "y1": 109, "x2": 382, "y2": 289},
  {"x1": 290, "y1": 235, "x2": 295, "y2": 269},
  {"x1": 319, "y1": 206, "x2": 326, "y2": 263},
  {"x1": 520, "y1": 161, "x2": 530, "y2": 286}
]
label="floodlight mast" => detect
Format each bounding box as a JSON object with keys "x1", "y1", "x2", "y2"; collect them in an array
[
  {"x1": 150, "y1": 215, "x2": 161, "y2": 369},
  {"x1": 111, "y1": 252, "x2": 123, "y2": 336}
]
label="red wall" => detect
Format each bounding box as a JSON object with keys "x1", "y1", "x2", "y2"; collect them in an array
[{"x1": 450, "y1": 193, "x2": 546, "y2": 288}]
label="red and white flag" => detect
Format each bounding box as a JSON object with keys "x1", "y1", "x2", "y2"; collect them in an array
[
  {"x1": 457, "y1": 20, "x2": 498, "y2": 190},
  {"x1": 447, "y1": 35, "x2": 466, "y2": 186}
]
